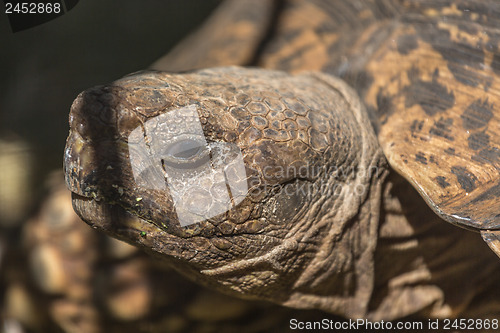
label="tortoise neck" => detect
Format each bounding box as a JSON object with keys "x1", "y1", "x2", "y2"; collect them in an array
[
  {"x1": 279, "y1": 146, "x2": 389, "y2": 318},
  {"x1": 369, "y1": 171, "x2": 500, "y2": 320}
]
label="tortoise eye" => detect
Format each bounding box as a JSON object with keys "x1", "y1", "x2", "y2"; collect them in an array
[
  {"x1": 161, "y1": 137, "x2": 210, "y2": 169},
  {"x1": 168, "y1": 139, "x2": 204, "y2": 159}
]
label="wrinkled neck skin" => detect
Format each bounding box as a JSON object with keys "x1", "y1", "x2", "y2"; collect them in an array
[
  {"x1": 372, "y1": 172, "x2": 500, "y2": 321},
  {"x1": 199, "y1": 127, "x2": 388, "y2": 319},
  {"x1": 276, "y1": 146, "x2": 387, "y2": 318}
]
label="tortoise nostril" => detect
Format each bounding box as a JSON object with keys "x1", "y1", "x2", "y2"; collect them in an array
[{"x1": 69, "y1": 86, "x2": 120, "y2": 142}]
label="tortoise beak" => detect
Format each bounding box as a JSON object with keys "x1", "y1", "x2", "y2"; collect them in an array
[
  {"x1": 63, "y1": 85, "x2": 188, "y2": 256},
  {"x1": 63, "y1": 80, "x2": 201, "y2": 240},
  {"x1": 64, "y1": 85, "x2": 125, "y2": 201},
  {"x1": 63, "y1": 84, "x2": 152, "y2": 241}
]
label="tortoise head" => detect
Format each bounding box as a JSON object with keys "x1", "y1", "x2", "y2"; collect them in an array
[{"x1": 64, "y1": 67, "x2": 385, "y2": 312}]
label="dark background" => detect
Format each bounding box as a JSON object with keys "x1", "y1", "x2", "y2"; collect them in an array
[{"x1": 0, "y1": 0, "x2": 220, "y2": 209}]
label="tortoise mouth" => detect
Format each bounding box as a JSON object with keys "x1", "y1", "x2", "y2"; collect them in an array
[
  {"x1": 70, "y1": 192, "x2": 205, "y2": 261},
  {"x1": 70, "y1": 191, "x2": 198, "y2": 241},
  {"x1": 70, "y1": 192, "x2": 157, "y2": 239},
  {"x1": 70, "y1": 192, "x2": 267, "y2": 271}
]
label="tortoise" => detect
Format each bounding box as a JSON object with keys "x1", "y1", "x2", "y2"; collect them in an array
[{"x1": 63, "y1": 0, "x2": 500, "y2": 322}]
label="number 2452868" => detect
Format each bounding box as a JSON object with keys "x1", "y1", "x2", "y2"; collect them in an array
[{"x1": 5, "y1": 2, "x2": 62, "y2": 14}]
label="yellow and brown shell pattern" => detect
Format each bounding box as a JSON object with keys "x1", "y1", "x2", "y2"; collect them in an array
[{"x1": 226, "y1": 0, "x2": 500, "y2": 255}]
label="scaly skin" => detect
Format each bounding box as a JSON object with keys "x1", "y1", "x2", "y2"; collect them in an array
[{"x1": 64, "y1": 67, "x2": 388, "y2": 318}]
